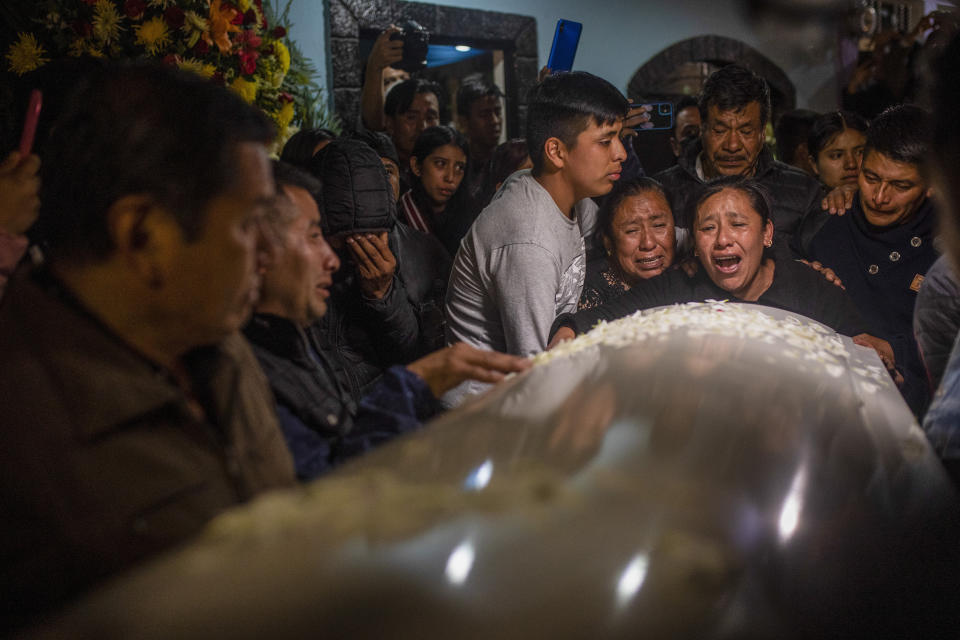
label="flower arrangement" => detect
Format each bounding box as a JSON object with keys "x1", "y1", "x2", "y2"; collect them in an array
[{"x1": 3, "y1": 0, "x2": 339, "y2": 146}]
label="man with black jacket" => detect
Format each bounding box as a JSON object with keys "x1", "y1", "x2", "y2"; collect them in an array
[
  {"x1": 654, "y1": 64, "x2": 822, "y2": 249},
  {"x1": 245, "y1": 162, "x2": 528, "y2": 479},
  {"x1": 794, "y1": 105, "x2": 938, "y2": 418}
]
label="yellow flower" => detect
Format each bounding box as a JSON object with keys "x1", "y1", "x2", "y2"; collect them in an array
[
  {"x1": 134, "y1": 16, "x2": 171, "y2": 55},
  {"x1": 181, "y1": 11, "x2": 208, "y2": 48},
  {"x1": 178, "y1": 58, "x2": 216, "y2": 78},
  {"x1": 274, "y1": 40, "x2": 290, "y2": 75},
  {"x1": 231, "y1": 76, "x2": 258, "y2": 103},
  {"x1": 68, "y1": 39, "x2": 86, "y2": 57},
  {"x1": 6, "y1": 33, "x2": 48, "y2": 76},
  {"x1": 236, "y1": 0, "x2": 251, "y2": 11},
  {"x1": 93, "y1": 0, "x2": 124, "y2": 45},
  {"x1": 273, "y1": 100, "x2": 295, "y2": 132}
]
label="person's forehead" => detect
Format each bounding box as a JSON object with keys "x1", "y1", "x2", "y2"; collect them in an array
[
  {"x1": 283, "y1": 183, "x2": 321, "y2": 224},
  {"x1": 826, "y1": 128, "x2": 865, "y2": 149},
  {"x1": 383, "y1": 67, "x2": 408, "y2": 81},
  {"x1": 381, "y1": 157, "x2": 399, "y2": 171},
  {"x1": 582, "y1": 117, "x2": 623, "y2": 137},
  {"x1": 617, "y1": 192, "x2": 671, "y2": 220},
  {"x1": 472, "y1": 95, "x2": 501, "y2": 112},
  {"x1": 676, "y1": 106, "x2": 700, "y2": 126},
  {"x1": 862, "y1": 150, "x2": 923, "y2": 181},
  {"x1": 408, "y1": 92, "x2": 439, "y2": 112},
  {"x1": 700, "y1": 188, "x2": 754, "y2": 214},
  {"x1": 427, "y1": 144, "x2": 466, "y2": 161},
  {"x1": 707, "y1": 102, "x2": 762, "y2": 125}
]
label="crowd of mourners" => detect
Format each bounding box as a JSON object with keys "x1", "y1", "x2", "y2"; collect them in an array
[{"x1": 2, "y1": 12, "x2": 960, "y2": 630}]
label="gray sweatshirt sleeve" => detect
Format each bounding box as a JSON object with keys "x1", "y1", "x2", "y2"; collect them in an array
[{"x1": 489, "y1": 243, "x2": 561, "y2": 356}]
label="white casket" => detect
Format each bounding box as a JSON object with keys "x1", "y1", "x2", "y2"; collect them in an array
[{"x1": 30, "y1": 302, "x2": 960, "y2": 639}]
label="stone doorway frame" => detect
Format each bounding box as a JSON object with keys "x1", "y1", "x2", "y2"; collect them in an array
[
  {"x1": 326, "y1": 0, "x2": 538, "y2": 135},
  {"x1": 627, "y1": 35, "x2": 796, "y2": 120}
]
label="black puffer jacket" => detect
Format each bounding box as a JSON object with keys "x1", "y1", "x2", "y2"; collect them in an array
[
  {"x1": 314, "y1": 224, "x2": 452, "y2": 400},
  {"x1": 654, "y1": 140, "x2": 823, "y2": 250},
  {"x1": 308, "y1": 138, "x2": 453, "y2": 399},
  {"x1": 310, "y1": 139, "x2": 396, "y2": 236}
]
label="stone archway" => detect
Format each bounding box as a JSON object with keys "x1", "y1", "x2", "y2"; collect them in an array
[
  {"x1": 627, "y1": 35, "x2": 796, "y2": 119},
  {"x1": 326, "y1": 0, "x2": 538, "y2": 135}
]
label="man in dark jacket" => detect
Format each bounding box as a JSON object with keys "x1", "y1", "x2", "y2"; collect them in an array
[
  {"x1": 0, "y1": 64, "x2": 297, "y2": 628},
  {"x1": 654, "y1": 64, "x2": 823, "y2": 248},
  {"x1": 795, "y1": 105, "x2": 938, "y2": 417},
  {"x1": 245, "y1": 162, "x2": 528, "y2": 479}
]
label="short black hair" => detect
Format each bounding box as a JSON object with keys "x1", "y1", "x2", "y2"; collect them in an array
[
  {"x1": 352, "y1": 129, "x2": 399, "y2": 166},
  {"x1": 384, "y1": 78, "x2": 443, "y2": 118},
  {"x1": 692, "y1": 176, "x2": 773, "y2": 228},
  {"x1": 774, "y1": 109, "x2": 820, "y2": 164},
  {"x1": 266, "y1": 161, "x2": 323, "y2": 245},
  {"x1": 807, "y1": 110, "x2": 869, "y2": 159},
  {"x1": 864, "y1": 104, "x2": 931, "y2": 168},
  {"x1": 525, "y1": 71, "x2": 629, "y2": 175},
  {"x1": 38, "y1": 62, "x2": 275, "y2": 263},
  {"x1": 274, "y1": 160, "x2": 323, "y2": 202},
  {"x1": 456, "y1": 78, "x2": 503, "y2": 118},
  {"x1": 279, "y1": 128, "x2": 337, "y2": 168},
  {"x1": 595, "y1": 177, "x2": 672, "y2": 246},
  {"x1": 699, "y1": 64, "x2": 771, "y2": 127}
]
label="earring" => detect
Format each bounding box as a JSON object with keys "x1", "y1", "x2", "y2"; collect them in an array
[{"x1": 764, "y1": 240, "x2": 772, "y2": 248}]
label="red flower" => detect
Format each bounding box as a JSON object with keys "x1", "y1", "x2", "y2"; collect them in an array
[
  {"x1": 279, "y1": 92, "x2": 294, "y2": 103},
  {"x1": 235, "y1": 30, "x2": 262, "y2": 49},
  {"x1": 271, "y1": 26, "x2": 286, "y2": 38},
  {"x1": 123, "y1": 0, "x2": 147, "y2": 19},
  {"x1": 71, "y1": 20, "x2": 93, "y2": 37},
  {"x1": 230, "y1": 8, "x2": 244, "y2": 25},
  {"x1": 164, "y1": 6, "x2": 186, "y2": 29},
  {"x1": 193, "y1": 39, "x2": 210, "y2": 56},
  {"x1": 237, "y1": 49, "x2": 259, "y2": 75},
  {"x1": 243, "y1": 9, "x2": 257, "y2": 25},
  {"x1": 161, "y1": 54, "x2": 181, "y2": 66}
]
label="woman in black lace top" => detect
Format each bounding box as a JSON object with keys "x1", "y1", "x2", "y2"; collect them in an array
[{"x1": 579, "y1": 177, "x2": 678, "y2": 310}]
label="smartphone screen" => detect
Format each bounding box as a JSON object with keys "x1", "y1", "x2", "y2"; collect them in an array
[
  {"x1": 547, "y1": 19, "x2": 582, "y2": 73},
  {"x1": 630, "y1": 102, "x2": 674, "y2": 131}
]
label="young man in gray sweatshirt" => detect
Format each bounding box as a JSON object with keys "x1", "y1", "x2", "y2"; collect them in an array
[{"x1": 444, "y1": 71, "x2": 629, "y2": 404}]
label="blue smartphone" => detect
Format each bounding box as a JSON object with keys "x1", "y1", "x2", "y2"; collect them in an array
[
  {"x1": 547, "y1": 19, "x2": 582, "y2": 73},
  {"x1": 630, "y1": 102, "x2": 674, "y2": 131}
]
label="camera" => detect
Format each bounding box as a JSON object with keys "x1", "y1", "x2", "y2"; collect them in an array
[{"x1": 389, "y1": 20, "x2": 429, "y2": 73}]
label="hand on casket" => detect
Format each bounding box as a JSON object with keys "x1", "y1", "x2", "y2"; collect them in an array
[{"x1": 406, "y1": 342, "x2": 531, "y2": 397}]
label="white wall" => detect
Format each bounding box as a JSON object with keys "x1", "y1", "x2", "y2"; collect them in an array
[{"x1": 288, "y1": 0, "x2": 854, "y2": 112}]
